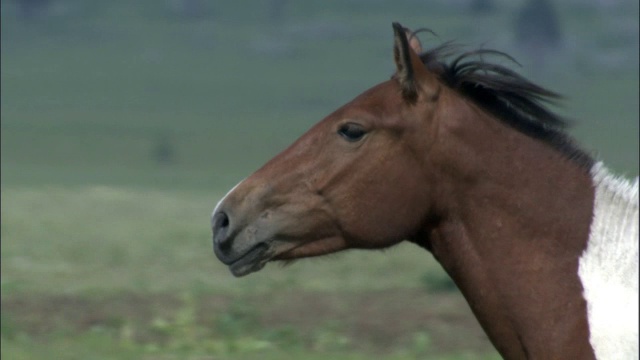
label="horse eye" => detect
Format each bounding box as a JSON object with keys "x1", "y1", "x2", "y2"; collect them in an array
[{"x1": 338, "y1": 123, "x2": 366, "y2": 142}]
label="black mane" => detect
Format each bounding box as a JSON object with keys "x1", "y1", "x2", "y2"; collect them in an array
[{"x1": 411, "y1": 31, "x2": 594, "y2": 169}]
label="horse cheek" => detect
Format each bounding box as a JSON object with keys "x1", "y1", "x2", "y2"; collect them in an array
[{"x1": 349, "y1": 161, "x2": 428, "y2": 247}]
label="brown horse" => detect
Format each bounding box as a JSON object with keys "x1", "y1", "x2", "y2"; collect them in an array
[{"x1": 212, "y1": 23, "x2": 638, "y2": 359}]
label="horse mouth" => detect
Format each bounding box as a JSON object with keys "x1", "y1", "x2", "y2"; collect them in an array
[{"x1": 227, "y1": 243, "x2": 270, "y2": 277}]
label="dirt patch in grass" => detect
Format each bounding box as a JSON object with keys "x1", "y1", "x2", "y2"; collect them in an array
[
  {"x1": 248, "y1": 289, "x2": 492, "y2": 353},
  {"x1": 2, "y1": 289, "x2": 494, "y2": 355}
]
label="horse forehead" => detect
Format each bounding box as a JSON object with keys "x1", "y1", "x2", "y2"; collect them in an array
[
  {"x1": 354, "y1": 80, "x2": 402, "y2": 105},
  {"x1": 337, "y1": 81, "x2": 406, "y2": 118}
]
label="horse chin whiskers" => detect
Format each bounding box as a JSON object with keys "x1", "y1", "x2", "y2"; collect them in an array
[
  {"x1": 274, "y1": 251, "x2": 346, "y2": 270},
  {"x1": 268, "y1": 235, "x2": 347, "y2": 261},
  {"x1": 275, "y1": 258, "x2": 298, "y2": 268}
]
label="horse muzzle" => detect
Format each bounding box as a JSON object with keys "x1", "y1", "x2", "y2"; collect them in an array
[{"x1": 211, "y1": 209, "x2": 276, "y2": 277}]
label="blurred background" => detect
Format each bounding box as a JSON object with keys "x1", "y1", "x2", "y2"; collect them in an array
[{"x1": 1, "y1": 0, "x2": 637, "y2": 359}]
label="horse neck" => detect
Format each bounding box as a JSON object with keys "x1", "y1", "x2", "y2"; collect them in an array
[{"x1": 417, "y1": 96, "x2": 597, "y2": 359}]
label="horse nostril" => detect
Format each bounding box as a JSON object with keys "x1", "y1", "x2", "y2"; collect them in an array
[
  {"x1": 218, "y1": 212, "x2": 230, "y2": 229},
  {"x1": 213, "y1": 210, "x2": 230, "y2": 228},
  {"x1": 212, "y1": 211, "x2": 232, "y2": 250}
]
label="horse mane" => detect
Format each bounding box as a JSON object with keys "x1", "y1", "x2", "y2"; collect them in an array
[{"x1": 411, "y1": 30, "x2": 595, "y2": 169}]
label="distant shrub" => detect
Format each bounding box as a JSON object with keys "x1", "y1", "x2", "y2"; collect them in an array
[{"x1": 152, "y1": 135, "x2": 175, "y2": 165}]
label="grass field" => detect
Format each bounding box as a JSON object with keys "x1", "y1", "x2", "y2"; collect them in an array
[
  {"x1": 1, "y1": 1, "x2": 638, "y2": 359},
  {"x1": 1, "y1": 186, "x2": 498, "y2": 359}
]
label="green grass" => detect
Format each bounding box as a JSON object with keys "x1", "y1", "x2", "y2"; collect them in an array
[
  {"x1": 1, "y1": 186, "x2": 497, "y2": 359},
  {"x1": 1, "y1": 335, "x2": 500, "y2": 360},
  {"x1": 1, "y1": 1, "x2": 637, "y2": 359}
]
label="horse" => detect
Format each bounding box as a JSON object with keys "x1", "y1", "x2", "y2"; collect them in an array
[{"x1": 211, "y1": 22, "x2": 639, "y2": 359}]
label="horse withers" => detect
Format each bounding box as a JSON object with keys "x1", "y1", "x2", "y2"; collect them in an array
[{"x1": 211, "y1": 23, "x2": 639, "y2": 359}]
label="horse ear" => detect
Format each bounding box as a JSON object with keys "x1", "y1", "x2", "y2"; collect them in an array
[
  {"x1": 406, "y1": 29, "x2": 423, "y2": 54},
  {"x1": 392, "y1": 22, "x2": 430, "y2": 101}
]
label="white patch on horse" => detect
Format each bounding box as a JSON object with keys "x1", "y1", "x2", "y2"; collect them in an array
[
  {"x1": 212, "y1": 179, "x2": 245, "y2": 218},
  {"x1": 579, "y1": 162, "x2": 639, "y2": 359}
]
